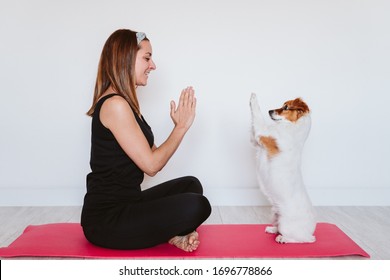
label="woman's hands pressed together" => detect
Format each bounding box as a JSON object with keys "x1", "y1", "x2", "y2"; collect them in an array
[
  {"x1": 99, "y1": 86, "x2": 198, "y2": 177},
  {"x1": 170, "y1": 87, "x2": 196, "y2": 131}
]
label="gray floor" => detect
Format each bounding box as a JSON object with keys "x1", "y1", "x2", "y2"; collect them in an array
[{"x1": 1, "y1": 206, "x2": 389, "y2": 259}]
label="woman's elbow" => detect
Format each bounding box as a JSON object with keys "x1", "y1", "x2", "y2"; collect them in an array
[
  {"x1": 145, "y1": 170, "x2": 158, "y2": 177},
  {"x1": 140, "y1": 157, "x2": 164, "y2": 177},
  {"x1": 143, "y1": 164, "x2": 161, "y2": 177}
]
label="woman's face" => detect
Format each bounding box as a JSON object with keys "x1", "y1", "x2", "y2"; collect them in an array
[{"x1": 135, "y1": 40, "x2": 156, "y2": 87}]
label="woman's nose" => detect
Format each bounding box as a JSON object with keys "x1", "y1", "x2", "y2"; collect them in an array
[{"x1": 150, "y1": 60, "x2": 156, "y2": 70}]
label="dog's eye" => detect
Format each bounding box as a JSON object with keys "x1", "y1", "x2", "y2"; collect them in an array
[{"x1": 283, "y1": 105, "x2": 289, "y2": 110}]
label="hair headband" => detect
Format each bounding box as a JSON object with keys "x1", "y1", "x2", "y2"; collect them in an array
[{"x1": 136, "y1": 32, "x2": 147, "y2": 44}]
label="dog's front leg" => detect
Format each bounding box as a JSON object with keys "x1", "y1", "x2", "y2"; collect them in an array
[{"x1": 250, "y1": 93, "x2": 268, "y2": 145}]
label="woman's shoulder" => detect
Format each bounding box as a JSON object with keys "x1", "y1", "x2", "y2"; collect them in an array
[
  {"x1": 100, "y1": 95, "x2": 136, "y2": 127},
  {"x1": 100, "y1": 94, "x2": 130, "y2": 111},
  {"x1": 98, "y1": 93, "x2": 125, "y2": 103}
]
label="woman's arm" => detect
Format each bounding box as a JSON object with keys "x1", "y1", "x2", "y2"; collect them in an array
[{"x1": 100, "y1": 87, "x2": 196, "y2": 177}]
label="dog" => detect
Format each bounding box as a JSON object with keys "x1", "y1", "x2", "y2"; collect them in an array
[{"x1": 250, "y1": 93, "x2": 316, "y2": 243}]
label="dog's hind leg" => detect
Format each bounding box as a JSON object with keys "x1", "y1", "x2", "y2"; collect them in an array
[
  {"x1": 265, "y1": 226, "x2": 278, "y2": 234},
  {"x1": 265, "y1": 209, "x2": 279, "y2": 234}
]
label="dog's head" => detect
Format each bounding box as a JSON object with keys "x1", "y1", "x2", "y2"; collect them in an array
[{"x1": 269, "y1": 98, "x2": 310, "y2": 123}]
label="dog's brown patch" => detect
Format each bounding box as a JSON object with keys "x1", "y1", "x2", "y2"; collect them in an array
[
  {"x1": 259, "y1": 136, "x2": 280, "y2": 158},
  {"x1": 274, "y1": 98, "x2": 310, "y2": 122}
]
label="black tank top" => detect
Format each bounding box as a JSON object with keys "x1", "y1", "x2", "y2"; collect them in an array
[{"x1": 81, "y1": 94, "x2": 154, "y2": 227}]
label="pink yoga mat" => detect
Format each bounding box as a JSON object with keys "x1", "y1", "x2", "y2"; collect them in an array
[{"x1": 0, "y1": 223, "x2": 369, "y2": 258}]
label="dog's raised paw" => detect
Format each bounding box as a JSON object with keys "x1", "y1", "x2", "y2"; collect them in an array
[{"x1": 250, "y1": 93, "x2": 258, "y2": 105}]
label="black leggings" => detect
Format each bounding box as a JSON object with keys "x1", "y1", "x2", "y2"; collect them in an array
[{"x1": 83, "y1": 176, "x2": 211, "y2": 249}]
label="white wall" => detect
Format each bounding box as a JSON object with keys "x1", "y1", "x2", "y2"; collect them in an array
[{"x1": 0, "y1": 0, "x2": 389, "y2": 206}]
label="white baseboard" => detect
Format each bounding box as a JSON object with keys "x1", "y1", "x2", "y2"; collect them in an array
[
  {"x1": 0, "y1": 187, "x2": 86, "y2": 206},
  {"x1": 206, "y1": 187, "x2": 390, "y2": 206},
  {"x1": 0, "y1": 187, "x2": 389, "y2": 206}
]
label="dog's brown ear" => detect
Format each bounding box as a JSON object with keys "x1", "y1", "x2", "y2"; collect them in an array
[{"x1": 292, "y1": 98, "x2": 310, "y2": 114}]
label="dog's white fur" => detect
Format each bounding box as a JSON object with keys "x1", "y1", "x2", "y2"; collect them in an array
[{"x1": 250, "y1": 93, "x2": 316, "y2": 243}]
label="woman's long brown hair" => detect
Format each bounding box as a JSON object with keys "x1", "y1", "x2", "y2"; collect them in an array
[{"x1": 86, "y1": 29, "x2": 147, "y2": 116}]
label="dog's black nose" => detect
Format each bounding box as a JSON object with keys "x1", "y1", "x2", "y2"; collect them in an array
[{"x1": 268, "y1": 110, "x2": 274, "y2": 117}]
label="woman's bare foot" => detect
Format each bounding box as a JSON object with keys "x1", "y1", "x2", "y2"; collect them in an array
[{"x1": 168, "y1": 231, "x2": 199, "y2": 252}]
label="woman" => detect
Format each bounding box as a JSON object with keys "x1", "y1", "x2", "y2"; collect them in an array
[{"x1": 81, "y1": 29, "x2": 211, "y2": 252}]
